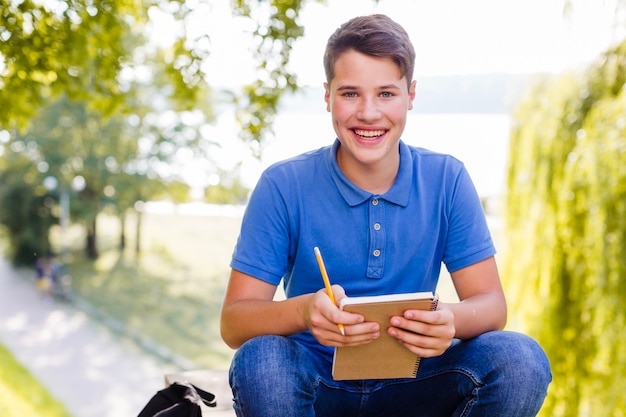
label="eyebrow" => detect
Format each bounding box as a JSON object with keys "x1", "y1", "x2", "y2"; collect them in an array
[
  {"x1": 378, "y1": 84, "x2": 402, "y2": 90},
  {"x1": 335, "y1": 85, "x2": 358, "y2": 91},
  {"x1": 335, "y1": 84, "x2": 402, "y2": 91}
]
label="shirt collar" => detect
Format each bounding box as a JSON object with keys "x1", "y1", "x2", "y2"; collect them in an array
[{"x1": 327, "y1": 139, "x2": 412, "y2": 207}]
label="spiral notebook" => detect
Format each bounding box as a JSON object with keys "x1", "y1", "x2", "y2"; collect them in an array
[{"x1": 332, "y1": 291, "x2": 439, "y2": 380}]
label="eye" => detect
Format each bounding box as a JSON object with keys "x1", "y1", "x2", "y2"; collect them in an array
[
  {"x1": 343, "y1": 91, "x2": 358, "y2": 98},
  {"x1": 380, "y1": 91, "x2": 394, "y2": 98}
]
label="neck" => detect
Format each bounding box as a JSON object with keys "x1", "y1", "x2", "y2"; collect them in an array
[{"x1": 336, "y1": 148, "x2": 399, "y2": 195}]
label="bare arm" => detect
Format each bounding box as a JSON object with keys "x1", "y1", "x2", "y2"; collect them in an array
[
  {"x1": 220, "y1": 269, "x2": 311, "y2": 348},
  {"x1": 446, "y1": 255, "x2": 507, "y2": 339},
  {"x1": 387, "y1": 256, "x2": 506, "y2": 357},
  {"x1": 220, "y1": 269, "x2": 373, "y2": 349}
]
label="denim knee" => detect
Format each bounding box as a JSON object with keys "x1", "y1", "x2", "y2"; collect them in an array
[
  {"x1": 482, "y1": 331, "x2": 552, "y2": 387},
  {"x1": 230, "y1": 335, "x2": 296, "y2": 382},
  {"x1": 470, "y1": 331, "x2": 552, "y2": 415},
  {"x1": 228, "y1": 335, "x2": 319, "y2": 417},
  {"x1": 230, "y1": 335, "x2": 305, "y2": 393}
]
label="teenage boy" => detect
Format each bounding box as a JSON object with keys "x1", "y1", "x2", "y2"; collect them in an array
[{"x1": 221, "y1": 14, "x2": 551, "y2": 417}]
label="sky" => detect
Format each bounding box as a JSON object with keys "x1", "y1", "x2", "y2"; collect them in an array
[{"x1": 168, "y1": 0, "x2": 626, "y2": 88}]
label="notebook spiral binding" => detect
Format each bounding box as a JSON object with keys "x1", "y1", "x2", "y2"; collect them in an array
[{"x1": 412, "y1": 294, "x2": 440, "y2": 377}]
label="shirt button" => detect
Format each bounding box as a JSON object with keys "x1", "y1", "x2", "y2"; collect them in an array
[
  {"x1": 373, "y1": 249, "x2": 381, "y2": 257},
  {"x1": 372, "y1": 198, "x2": 379, "y2": 206},
  {"x1": 374, "y1": 223, "x2": 381, "y2": 231}
]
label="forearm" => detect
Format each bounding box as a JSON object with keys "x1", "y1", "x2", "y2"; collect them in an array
[
  {"x1": 220, "y1": 294, "x2": 314, "y2": 349},
  {"x1": 442, "y1": 292, "x2": 507, "y2": 340}
]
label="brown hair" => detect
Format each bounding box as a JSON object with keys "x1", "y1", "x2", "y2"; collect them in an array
[{"x1": 323, "y1": 14, "x2": 416, "y2": 89}]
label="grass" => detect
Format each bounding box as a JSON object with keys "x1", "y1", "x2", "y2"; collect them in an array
[
  {"x1": 0, "y1": 343, "x2": 73, "y2": 417},
  {"x1": 65, "y1": 209, "x2": 242, "y2": 370}
]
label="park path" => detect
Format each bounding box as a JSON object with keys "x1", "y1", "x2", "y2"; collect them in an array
[{"x1": 0, "y1": 256, "x2": 233, "y2": 417}]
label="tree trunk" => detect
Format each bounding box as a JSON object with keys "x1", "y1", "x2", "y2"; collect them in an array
[
  {"x1": 119, "y1": 212, "x2": 126, "y2": 250},
  {"x1": 85, "y1": 217, "x2": 98, "y2": 259}
]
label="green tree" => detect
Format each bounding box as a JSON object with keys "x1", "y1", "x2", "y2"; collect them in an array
[
  {"x1": 230, "y1": 0, "x2": 307, "y2": 152},
  {"x1": 0, "y1": 164, "x2": 56, "y2": 264},
  {"x1": 2, "y1": 89, "x2": 211, "y2": 259},
  {"x1": 0, "y1": 0, "x2": 208, "y2": 130},
  {"x1": 1, "y1": 0, "x2": 333, "y2": 146},
  {"x1": 504, "y1": 40, "x2": 626, "y2": 416},
  {"x1": 204, "y1": 165, "x2": 250, "y2": 204}
]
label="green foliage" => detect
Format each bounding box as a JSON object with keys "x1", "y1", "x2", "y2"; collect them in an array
[
  {"x1": 1, "y1": 0, "x2": 137, "y2": 128},
  {"x1": 230, "y1": 0, "x2": 320, "y2": 153},
  {"x1": 1, "y1": 0, "x2": 219, "y2": 261},
  {"x1": 204, "y1": 166, "x2": 250, "y2": 204},
  {"x1": 1, "y1": 0, "x2": 322, "y2": 149},
  {"x1": 0, "y1": 0, "x2": 208, "y2": 131},
  {"x1": 0, "y1": 158, "x2": 56, "y2": 265},
  {"x1": 0, "y1": 342, "x2": 73, "y2": 417},
  {"x1": 0, "y1": 91, "x2": 215, "y2": 262},
  {"x1": 504, "y1": 40, "x2": 626, "y2": 416}
]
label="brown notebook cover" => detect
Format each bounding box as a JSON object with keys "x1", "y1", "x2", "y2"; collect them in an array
[{"x1": 332, "y1": 291, "x2": 438, "y2": 380}]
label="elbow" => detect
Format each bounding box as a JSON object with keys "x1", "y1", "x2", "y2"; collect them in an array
[
  {"x1": 495, "y1": 299, "x2": 508, "y2": 330},
  {"x1": 221, "y1": 331, "x2": 242, "y2": 350},
  {"x1": 220, "y1": 322, "x2": 233, "y2": 349},
  {"x1": 220, "y1": 324, "x2": 244, "y2": 349},
  {"x1": 496, "y1": 314, "x2": 507, "y2": 331},
  {"x1": 485, "y1": 289, "x2": 507, "y2": 331},
  {"x1": 220, "y1": 310, "x2": 244, "y2": 349}
]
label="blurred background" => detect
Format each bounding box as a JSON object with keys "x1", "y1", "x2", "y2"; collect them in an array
[{"x1": 1, "y1": 0, "x2": 625, "y2": 416}]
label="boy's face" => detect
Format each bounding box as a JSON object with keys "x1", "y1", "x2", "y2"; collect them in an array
[{"x1": 324, "y1": 49, "x2": 416, "y2": 173}]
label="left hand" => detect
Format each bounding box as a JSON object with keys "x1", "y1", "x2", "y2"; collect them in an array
[{"x1": 387, "y1": 305, "x2": 455, "y2": 357}]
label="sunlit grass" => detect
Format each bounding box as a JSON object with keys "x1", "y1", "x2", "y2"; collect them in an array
[
  {"x1": 66, "y1": 210, "x2": 242, "y2": 370},
  {"x1": 0, "y1": 343, "x2": 73, "y2": 417}
]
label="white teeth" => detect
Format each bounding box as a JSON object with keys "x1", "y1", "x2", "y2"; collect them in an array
[{"x1": 354, "y1": 129, "x2": 385, "y2": 138}]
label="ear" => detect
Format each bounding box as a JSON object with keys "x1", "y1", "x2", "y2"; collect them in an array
[
  {"x1": 324, "y1": 82, "x2": 331, "y2": 112},
  {"x1": 407, "y1": 80, "x2": 416, "y2": 111}
]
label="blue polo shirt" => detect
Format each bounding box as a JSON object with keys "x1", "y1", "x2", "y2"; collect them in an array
[{"x1": 231, "y1": 139, "x2": 495, "y2": 357}]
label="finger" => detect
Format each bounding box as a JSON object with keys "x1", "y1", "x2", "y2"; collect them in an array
[
  {"x1": 331, "y1": 284, "x2": 346, "y2": 302},
  {"x1": 404, "y1": 308, "x2": 453, "y2": 325},
  {"x1": 390, "y1": 315, "x2": 456, "y2": 342},
  {"x1": 321, "y1": 322, "x2": 381, "y2": 347},
  {"x1": 388, "y1": 327, "x2": 452, "y2": 357}
]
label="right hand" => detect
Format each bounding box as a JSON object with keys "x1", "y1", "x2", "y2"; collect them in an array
[{"x1": 305, "y1": 285, "x2": 380, "y2": 347}]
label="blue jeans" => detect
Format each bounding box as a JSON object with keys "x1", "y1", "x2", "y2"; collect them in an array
[{"x1": 229, "y1": 331, "x2": 551, "y2": 417}]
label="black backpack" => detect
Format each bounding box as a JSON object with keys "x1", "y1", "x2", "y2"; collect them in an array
[{"x1": 137, "y1": 382, "x2": 216, "y2": 417}]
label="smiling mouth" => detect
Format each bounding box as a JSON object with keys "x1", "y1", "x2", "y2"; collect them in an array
[{"x1": 353, "y1": 129, "x2": 386, "y2": 139}]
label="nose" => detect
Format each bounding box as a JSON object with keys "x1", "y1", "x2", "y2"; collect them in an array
[{"x1": 356, "y1": 96, "x2": 381, "y2": 122}]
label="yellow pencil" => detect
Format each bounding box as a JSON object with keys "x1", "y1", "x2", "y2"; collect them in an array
[{"x1": 314, "y1": 246, "x2": 345, "y2": 336}]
